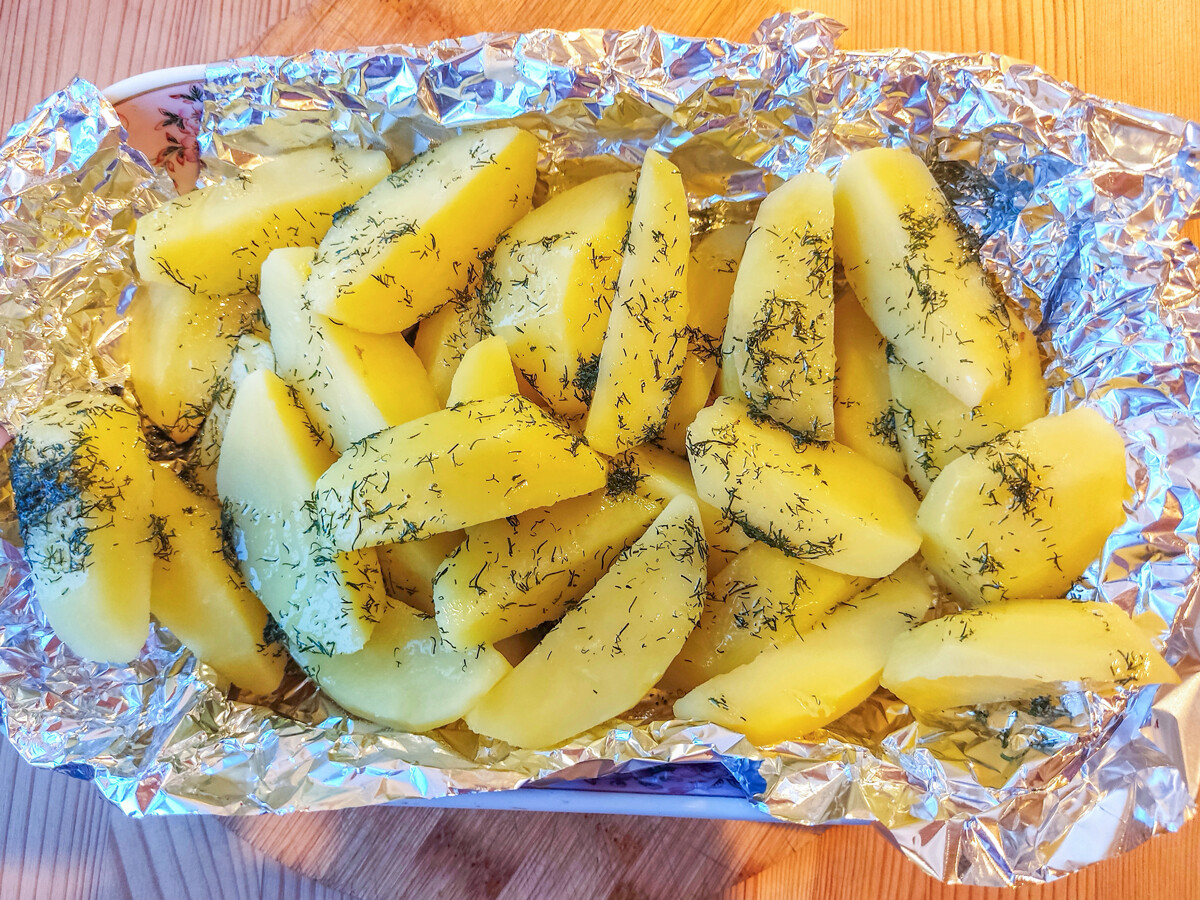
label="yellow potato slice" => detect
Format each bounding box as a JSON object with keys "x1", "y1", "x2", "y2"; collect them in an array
[
  {"x1": 134, "y1": 146, "x2": 390, "y2": 296},
  {"x1": 483, "y1": 170, "x2": 637, "y2": 417},
  {"x1": 833, "y1": 147, "x2": 1022, "y2": 407},
  {"x1": 149, "y1": 466, "x2": 286, "y2": 695},
  {"x1": 305, "y1": 128, "x2": 539, "y2": 333},
  {"x1": 259, "y1": 247, "x2": 439, "y2": 450},
  {"x1": 412, "y1": 290, "x2": 487, "y2": 406},
  {"x1": 192, "y1": 334, "x2": 275, "y2": 497},
  {"x1": 662, "y1": 542, "x2": 872, "y2": 692},
  {"x1": 314, "y1": 394, "x2": 608, "y2": 551},
  {"x1": 126, "y1": 282, "x2": 261, "y2": 442},
  {"x1": 584, "y1": 150, "x2": 690, "y2": 454},
  {"x1": 890, "y1": 323, "x2": 1046, "y2": 495},
  {"x1": 881, "y1": 599, "x2": 1179, "y2": 712},
  {"x1": 466, "y1": 495, "x2": 706, "y2": 748},
  {"x1": 446, "y1": 335, "x2": 519, "y2": 406},
  {"x1": 831, "y1": 283, "x2": 904, "y2": 478},
  {"x1": 674, "y1": 562, "x2": 934, "y2": 744},
  {"x1": 217, "y1": 369, "x2": 386, "y2": 655},
  {"x1": 376, "y1": 530, "x2": 465, "y2": 617},
  {"x1": 295, "y1": 601, "x2": 510, "y2": 733},
  {"x1": 917, "y1": 406, "x2": 1130, "y2": 605},
  {"x1": 433, "y1": 488, "x2": 661, "y2": 647},
  {"x1": 723, "y1": 172, "x2": 835, "y2": 438},
  {"x1": 660, "y1": 224, "x2": 750, "y2": 454},
  {"x1": 11, "y1": 392, "x2": 154, "y2": 662},
  {"x1": 686, "y1": 397, "x2": 920, "y2": 578},
  {"x1": 610, "y1": 443, "x2": 752, "y2": 576}
]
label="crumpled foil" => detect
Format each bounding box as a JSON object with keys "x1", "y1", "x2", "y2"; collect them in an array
[{"x1": 0, "y1": 11, "x2": 1198, "y2": 886}]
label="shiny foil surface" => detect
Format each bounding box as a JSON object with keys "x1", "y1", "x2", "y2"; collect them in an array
[{"x1": 1, "y1": 12, "x2": 1199, "y2": 886}]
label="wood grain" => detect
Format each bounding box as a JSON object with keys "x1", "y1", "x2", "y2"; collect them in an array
[{"x1": 1, "y1": 2, "x2": 1199, "y2": 899}]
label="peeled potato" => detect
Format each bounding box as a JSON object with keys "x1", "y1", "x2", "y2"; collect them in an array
[
  {"x1": 445, "y1": 335, "x2": 519, "y2": 406},
  {"x1": 674, "y1": 562, "x2": 934, "y2": 745},
  {"x1": 412, "y1": 290, "x2": 487, "y2": 406},
  {"x1": 917, "y1": 406, "x2": 1130, "y2": 605},
  {"x1": 376, "y1": 531, "x2": 465, "y2": 616},
  {"x1": 305, "y1": 128, "x2": 539, "y2": 334},
  {"x1": 11, "y1": 393, "x2": 154, "y2": 662},
  {"x1": 314, "y1": 395, "x2": 608, "y2": 551},
  {"x1": 134, "y1": 145, "x2": 390, "y2": 296},
  {"x1": 584, "y1": 150, "x2": 690, "y2": 455},
  {"x1": 466, "y1": 495, "x2": 706, "y2": 749},
  {"x1": 881, "y1": 599, "x2": 1179, "y2": 712},
  {"x1": 150, "y1": 465, "x2": 286, "y2": 695},
  {"x1": 686, "y1": 397, "x2": 920, "y2": 578}
]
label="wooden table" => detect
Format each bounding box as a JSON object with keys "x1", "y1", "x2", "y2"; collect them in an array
[{"x1": 2, "y1": 2, "x2": 1199, "y2": 898}]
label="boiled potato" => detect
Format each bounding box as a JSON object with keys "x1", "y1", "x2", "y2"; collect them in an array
[
  {"x1": 611, "y1": 443, "x2": 751, "y2": 576},
  {"x1": 723, "y1": 173, "x2": 835, "y2": 439},
  {"x1": 433, "y1": 488, "x2": 661, "y2": 647},
  {"x1": 446, "y1": 335, "x2": 519, "y2": 406},
  {"x1": 10, "y1": 392, "x2": 154, "y2": 662},
  {"x1": 890, "y1": 324, "x2": 1046, "y2": 495},
  {"x1": 466, "y1": 495, "x2": 706, "y2": 748},
  {"x1": 660, "y1": 224, "x2": 750, "y2": 454},
  {"x1": 483, "y1": 171, "x2": 636, "y2": 417},
  {"x1": 134, "y1": 146, "x2": 390, "y2": 296},
  {"x1": 294, "y1": 601, "x2": 510, "y2": 732},
  {"x1": 376, "y1": 531, "x2": 465, "y2": 616},
  {"x1": 218, "y1": 369, "x2": 387, "y2": 655},
  {"x1": 917, "y1": 406, "x2": 1130, "y2": 605},
  {"x1": 150, "y1": 465, "x2": 286, "y2": 695},
  {"x1": 412, "y1": 289, "x2": 488, "y2": 406},
  {"x1": 126, "y1": 282, "x2": 262, "y2": 442},
  {"x1": 674, "y1": 562, "x2": 933, "y2": 744},
  {"x1": 686, "y1": 397, "x2": 920, "y2": 578},
  {"x1": 662, "y1": 542, "x2": 872, "y2": 692},
  {"x1": 881, "y1": 599, "x2": 1178, "y2": 712},
  {"x1": 584, "y1": 150, "x2": 690, "y2": 455},
  {"x1": 259, "y1": 247, "x2": 439, "y2": 450},
  {"x1": 831, "y1": 283, "x2": 904, "y2": 478},
  {"x1": 192, "y1": 334, "x2": 275, "y2": 497},
  {"x1": 305, "y1": 128, "x2": 539, "y2": 333},
  {"x1": 314, "y1": 394, "x2": 608, "y2": 551},
  {"x1": 833, "y1": 147, "x2": 1021, "y2": 407}
]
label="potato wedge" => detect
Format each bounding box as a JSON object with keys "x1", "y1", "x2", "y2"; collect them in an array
[
  {"x1": 294, "y1": 601, "x2": 510, "y2": 733},
  {"x1": 126, "y1": 282, "x2": 262, "y2": 442},
  {"x1": 611, "y1": 443, "x2": 752, "y2": 576},
  {"x1": 11, "y1": 393, "x2": 155, "y2": 662},
  {"x1": 674, "y1": 562, "x2": 933, "y2": 744},
  {"x1": 446, "y1": 335, "x2": 519, "y2": 406},
  {"x1": 831, "y1": 283, "x2": 904, "y2": 478},
  {"x1": 192, "y1": 334, "x2": 275, "y2": 497},
  {"x1": 723, "y1": 173, "x2": 835, "y2": 438},
  {"x1": 433, "y1": 488, "x2": 661, "y2": 647},
  {"x1": 483, "y1": 171, "x2": 636, "y2": 417},
  {"x1": 686, "y1": 397, "x2": 920, "y2": 578},
  {"x1": 413, "y1": 285, "x2": 488, "y2": 406},
  {"x1": 663, "y1": 542, "x2": 872, "y2": 692},
  {"x1": 259, "y1": 247, "x2": 439, "y2": 450},
  {"x1": 314, "y1": 395, "x2": 608, "y2": 551},
  {"x1": 150, "y1": 466, "x2": 286, "y2": 695},
  {"x1": 466, "y1": 495, "x2": 706, "y2": 748},
  {"x1": 881, "y1": 599, "x2": 1179, "y2": 712},
  {"x1": 890, "y1": 323, "x2": 1046, "y2": 495},
  {"x1": 917, "y1": 406, "x2": 1130, "y2": 604},
  {"x1": 217, "y1": 369, "x2": 386, "y2": 655},
  {"x1": 376, "y1": 531, "x2": 465, "y2": 616},
  {"x1": 584, "y1": 151, "x2": 690, "y2": 454},
  {"x1": 305, "y1": 128, "x2": 539, "y2": 333},
  {"x1": 833, "y1": 147, "x2": 1021, "y2": 407},
  {"x1": 660, "y1": 224, "x2": 750, "y2": 454},
  {"x1": 134, "y1": 146, "x2": 390, "y2": 296}
]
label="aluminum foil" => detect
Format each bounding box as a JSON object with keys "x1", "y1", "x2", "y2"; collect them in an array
[{"x1": 1, "y1": 12, "x2": 1198, "y2": 886}]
